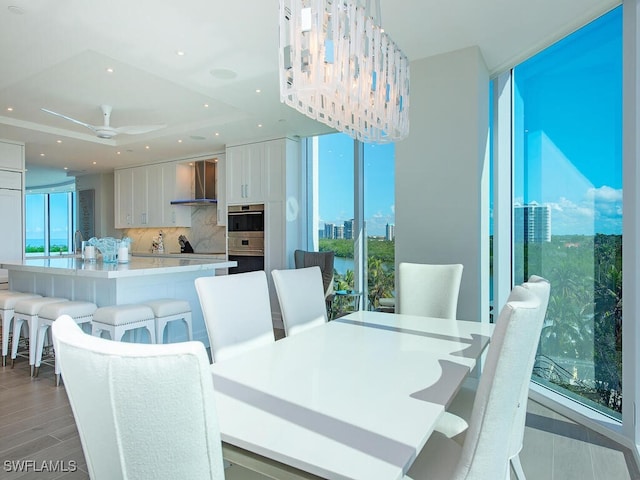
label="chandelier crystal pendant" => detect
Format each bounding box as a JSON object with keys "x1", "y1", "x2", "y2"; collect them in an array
[{"x1": 279, "y1": 0, "x2": 410, "y2": 143}]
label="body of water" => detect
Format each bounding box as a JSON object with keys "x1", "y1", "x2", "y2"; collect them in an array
[{"x1": 334, "y1": 256, "x2": 354, "y2": 275}]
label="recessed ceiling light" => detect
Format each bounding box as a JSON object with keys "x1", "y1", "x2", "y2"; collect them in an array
[
  {"x1": 204, "y1": 103, "x2": 209, "y2": 108},
  {"x1": 56, "y1": 139, "x2": 62, "y2": 144},
  {"x1": 6, "y1": 107, "x2": 13, "y2": 112},
  {"x1": 64, "y1": 167, "x2": 68, "y2": 170},
  {"x1": 145, "y1": 145, "x2": 150, "y2": 149},
  {"x1": 258, "y1": 124, "x2": 263, "y2": 128},
  {"x1": 214, "y1": 132, "x2": 220, "y2": 136},
  {"x1": 178, "y1": 139, "x2": 183, "y2": 143},
  {"x1": 117, "y1": 151, "x2": 121, "y2": 155},
  {"x1": 40, "y1": 153, "x2": 45, "y2": 156},
  {"x1": 176, "y1": 50, "x2": 185, "y2": 56},
  {"x1": 256, "y1": 89, "x2": 261, "y2": 94},
  {"x1": 106, "y1": 67, "x2": 114, "y2": 73},
  {"x1": 210, "y1": 68, "x2": 237, "y2": 80},
  {"x1": 93, "y1": 161, "x2": 97, "y2": 165}
]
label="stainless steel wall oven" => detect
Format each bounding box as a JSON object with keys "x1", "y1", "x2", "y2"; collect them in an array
[{"x1": 227, "y1": 204, "x2": 265, "y2": 274}]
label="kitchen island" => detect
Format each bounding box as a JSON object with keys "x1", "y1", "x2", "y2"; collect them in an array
[{"x1": 1, "y1": 256, "x2": 237, "y2": 345}]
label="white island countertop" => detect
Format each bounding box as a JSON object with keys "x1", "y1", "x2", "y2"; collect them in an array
[
  {"x1": 2, "y1": 256, "x2": 236, "y2": 344},
  {"x1": 0, "y1": 256, "x2": 236, "y2": 279}
]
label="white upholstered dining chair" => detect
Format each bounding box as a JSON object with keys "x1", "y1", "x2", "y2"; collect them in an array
[
  {"x1": 435, "y1": 275, "x2": 551, "y2": 479},
  {"x1": 397, "y1": 262, "x2": 464, "y2": 318},
  {"x1": 272, "y1": 266, "x2": 328, "y2": 337},
  {"x1": 195, "y1": 270, "x2": 275, "y2": 362},
  {"x1": 51, "y1": 315, "x2": 225, "y2": 480},
  {"x1": 404, "y1": 284, "x2": 544, "y2": 480}
]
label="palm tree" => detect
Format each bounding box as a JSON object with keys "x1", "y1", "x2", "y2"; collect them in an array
[{"x1": 367, "y1": 257, "x2": 394, "y2": 309}]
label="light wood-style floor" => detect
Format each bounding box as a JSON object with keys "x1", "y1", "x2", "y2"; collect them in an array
[{"x1": 1, "y1": 348, "x2": 639, "y2": 480}]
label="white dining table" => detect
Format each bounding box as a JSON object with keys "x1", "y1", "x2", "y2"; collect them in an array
[{"x1": 210, "y1": 310, "x2": 495, "y2": 480}]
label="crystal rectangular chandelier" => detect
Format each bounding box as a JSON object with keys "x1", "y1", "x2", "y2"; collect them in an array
[{"x1": 279, "y1": 0, "x2": 410, "y2": 143}]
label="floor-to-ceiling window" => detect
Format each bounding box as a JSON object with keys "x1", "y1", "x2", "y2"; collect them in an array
[
  {"x1": 504, "y1": 6, "x2": 622, "y2": 419},
  {"x1": 25, "y1": 191, "x2": 76, "y2": 256},
  {"x1": 364, "y1": 142, "x2": 395, "y2": 310},
  {"x1": 308, "y1": 132, "x2": 395, "y2": 313}
]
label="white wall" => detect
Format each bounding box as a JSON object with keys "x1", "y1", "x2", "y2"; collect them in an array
[{"x1": 395, "y1": 46, "x2": 490, "y2": 322}]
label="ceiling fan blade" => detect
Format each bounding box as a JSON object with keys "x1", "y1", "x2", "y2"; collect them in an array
[
  {"x1": 114, "y1": 124, "x2": 167, "y2": 135},
  {"x1": 41, "y1": 108, "x2": 97, "y2": 133}
]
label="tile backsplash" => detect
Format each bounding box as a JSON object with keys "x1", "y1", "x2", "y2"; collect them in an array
[{"x1": 120, "y1": 206, "x2": 226, "y2": 254}]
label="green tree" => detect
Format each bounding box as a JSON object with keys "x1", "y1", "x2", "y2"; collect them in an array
[{"x1": 367, "y1": 257, "x2": 394, "y2": 309}]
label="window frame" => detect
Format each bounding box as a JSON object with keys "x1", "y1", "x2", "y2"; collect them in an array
[{"x1": 491, "y1": 1, "x2": 636, "y2": 449}]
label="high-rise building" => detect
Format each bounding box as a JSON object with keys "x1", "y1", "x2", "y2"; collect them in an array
[
  {"x1": 324, "y1": 223, "x2": 335, "y2": 239},
  {"x1": 344, "y1": 219, "x2": 354, "y2": 240},
  {"x1": 386, "y1": 223, "x2": 395, "y2": 241},
  {"x1": 514, "y1": 202, "x2": 551, "y2": 242},
  {"x1": 334, "y1": 225, "x2": 345, "y2": 239}
]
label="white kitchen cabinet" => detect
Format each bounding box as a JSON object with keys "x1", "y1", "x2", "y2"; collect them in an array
[
  {"x1": 115, "y1": 166, "x2": 153, "y2": 227},
  {"x1": 132, "y1": 166, "x2": 150, "y2": 226},
  {"x1": 215, "y1": 154, "x2": 226, "y2": 226},
  {"x1": 226, "y1": 142, "x2": 265, "y2": 204},
  {"x1": 114, "y1": 169, "x2": 134, "y2": 228},
  {"x1": 0, "y1": 187, "x2": 23, "y2": 260},
  {"x1": 161, "y1": 162, "x2": 191, "y2": 227},
  {"x1": 0, "y1": 140, "x2": 24, "y2": 282},
  {"x1": 115, "y1": 162, "x2": 192, "y2": 229},
  {"x1": 0, "y1": 140, "x2": 24, "y2": 171}
]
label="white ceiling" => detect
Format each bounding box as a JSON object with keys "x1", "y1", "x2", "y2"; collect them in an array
[{"x1": 0, "y1": 0, "x2": 619, "y2": 188}]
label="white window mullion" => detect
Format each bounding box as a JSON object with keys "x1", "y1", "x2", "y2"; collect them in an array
[
  {"x1": 493, "y1": 71, "x2": 514, "y2": 315},
  {"x1": 353, "y1": 140, "x2": 365, "y2": 306},
  {"x1": 622, "y1": 0, "x2": 640, "y2": 451},
  {"x1": 44, "y1": 194, "x2": 50, "y2": 256}
]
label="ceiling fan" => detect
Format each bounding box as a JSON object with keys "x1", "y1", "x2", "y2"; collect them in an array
[{"x1": 41, "y1": 104, "x2": 166, "y2": 139}]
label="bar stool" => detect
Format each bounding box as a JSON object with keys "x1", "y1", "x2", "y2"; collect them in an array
[
  {"x1": 11, "y1": 297, "x2": 69, "y2": 375},
  {"x1": 92, "y1": 304, "x2": 156, "y2": 343},
  {"x1": 34, "y1": 300, "x2": 98, "y2": 384},
  {"x1": 143, "y1": 299, "x2": 192, "y2": 343},
  {"x1": 0, "y1": 292, "x2": 42, "y2": 366}
]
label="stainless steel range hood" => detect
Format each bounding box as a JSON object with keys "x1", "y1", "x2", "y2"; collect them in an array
[{"x1": 170, "y1": 160, "x2": 217, "y2": 206}]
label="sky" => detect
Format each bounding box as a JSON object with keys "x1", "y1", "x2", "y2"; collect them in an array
[
  {"x1": 317, "y1": 6, "x2": 622, "y2": 239},
  {"x1": 512, "y1": 6, "x2": 622, "y2": 235},
  {"x1": 317, "y1": 133, "x2": 395, "y2": 237}
]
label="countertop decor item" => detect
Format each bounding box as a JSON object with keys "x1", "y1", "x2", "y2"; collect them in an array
[
  {"x1": 178, "y1": 235, "x2": 194, "y2": 253},
  {"x1": 87, "y1": 237, "x2": 118, "y2": 263},
  {"x1": 118, "y1": 237, "x2": 132, "y2": 263},
  {"x1": 151, "y1": 231, "x2": 165, "y2": 254}
]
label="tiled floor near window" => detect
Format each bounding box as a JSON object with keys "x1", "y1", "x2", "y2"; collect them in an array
[
  {"x1": 1, "y1": 342, "x2": 638, "y2": 480},
  {"x1": 519, "y1": 400, "x2": 640, "y2": 480}
]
